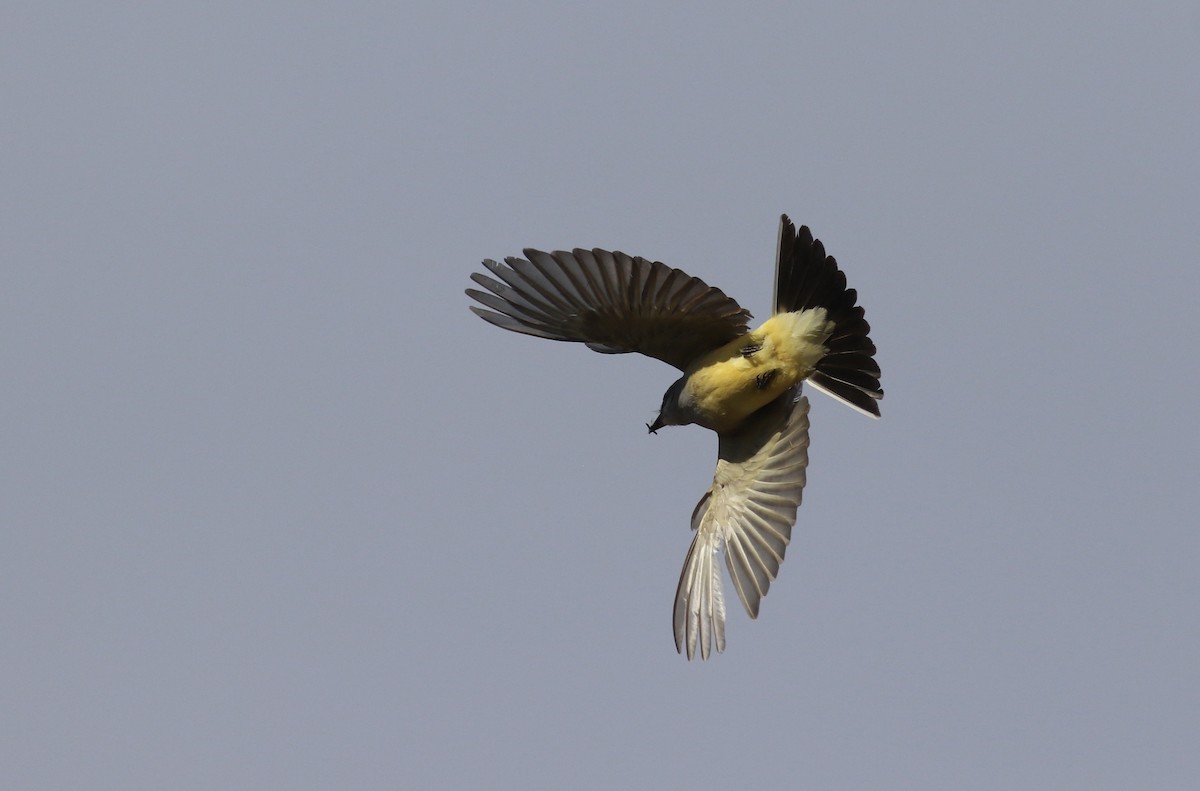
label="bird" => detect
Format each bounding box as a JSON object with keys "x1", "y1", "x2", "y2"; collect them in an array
[{"x1": 465, "y1": 215, "x2": 882, "y2": 659}]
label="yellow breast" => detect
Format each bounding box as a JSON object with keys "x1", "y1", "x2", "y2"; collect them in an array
[{"x1": 681, "y1": 309, "x2": 832, "y2": 433}]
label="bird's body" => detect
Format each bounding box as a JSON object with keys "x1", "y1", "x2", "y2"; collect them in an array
[
  {"x1": 678, "y1": 310, "x2": 833, "y2": 433},
  {"x1": 466, "y1": 215, "x2": 882, "y2": 659}
]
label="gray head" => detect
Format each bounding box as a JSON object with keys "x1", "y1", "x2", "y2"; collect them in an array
[{"x1": 647, "y1": 376, "x2": 694, "y2": 434}]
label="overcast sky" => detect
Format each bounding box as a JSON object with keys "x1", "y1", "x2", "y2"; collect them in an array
[{"x1": 3, "y1": 2, "x2": 1198, "y2": 789}]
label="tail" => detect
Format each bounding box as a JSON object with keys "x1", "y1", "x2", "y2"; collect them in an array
[{"x1": 773, "y1": 214, "x2": 883, "y2": 418}]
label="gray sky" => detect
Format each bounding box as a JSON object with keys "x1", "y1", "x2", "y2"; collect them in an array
[{"x1": 4, "y1": 2, "x2": 1198, "y2": 789}]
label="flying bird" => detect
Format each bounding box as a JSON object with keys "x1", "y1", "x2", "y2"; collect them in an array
[{"x1": 466, "y1": 215, "x2": 882, "y2": 659}]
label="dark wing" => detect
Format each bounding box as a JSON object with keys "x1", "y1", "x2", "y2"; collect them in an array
[
  {"x1": 774, "y1": 215, "x2": 883, "y2": 417},
  {"x1": 467, "y1": 248, "x2": 751, "y2": 370},
  {"x1": 674, "y1": 389, "x2": 811, "y2": 660}
]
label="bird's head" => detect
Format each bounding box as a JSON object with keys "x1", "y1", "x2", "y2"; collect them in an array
[{"x1": 647, "y1": 377, "x2": 692, "y2": 434}]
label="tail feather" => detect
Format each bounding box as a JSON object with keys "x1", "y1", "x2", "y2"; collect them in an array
[
  {"x1": 774, "y1": 215, "x2": 883, "y2": 417},
  {"x1": 820, "y1": 352, "x2": 881, "y2": 378}
]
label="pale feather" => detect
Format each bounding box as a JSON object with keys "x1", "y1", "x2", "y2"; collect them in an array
[{"x1": 674, "y1": 392, "x2": 811, "y2": 659}]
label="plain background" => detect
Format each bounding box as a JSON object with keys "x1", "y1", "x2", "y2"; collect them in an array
[{"x1": 3, "y1": 2, "x2": 1198, "y2": 789}]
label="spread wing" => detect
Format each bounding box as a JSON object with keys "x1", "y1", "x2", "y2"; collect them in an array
[
  {"x1": 674, "y1": 389, "x2": 811, "y2": 659},
  {"x1": 466, "y1": 248, "x2": 752, "y2": 370}
]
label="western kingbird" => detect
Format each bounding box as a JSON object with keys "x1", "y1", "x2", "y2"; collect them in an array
[{"x1": 466, "y1": 215, "x2": 882, "y2": 659}]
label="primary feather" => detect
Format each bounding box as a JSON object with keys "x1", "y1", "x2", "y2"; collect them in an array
[{"x1": 467, "y1": 248, "x2": 751, "y2": 370}]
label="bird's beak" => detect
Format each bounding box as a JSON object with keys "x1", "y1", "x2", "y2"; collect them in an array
[{"x1": 647, "y1": 415, "x2": 665, "y2": 434}]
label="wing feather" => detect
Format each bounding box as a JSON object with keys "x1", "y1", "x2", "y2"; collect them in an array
[
  {"x1": 673, "y1": 528, "x2": 726, "y2": 660},
  {"x1": 673, "y1": 391, "x2": 812, "y2": 658},
  {"x1": 467, "y1": 248, "x2": 752, "y2": 370}
]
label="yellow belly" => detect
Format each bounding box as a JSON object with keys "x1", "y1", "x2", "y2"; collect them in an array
[{"x1": 682, "y1": 309, "x2": 832, "y2": 433}]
